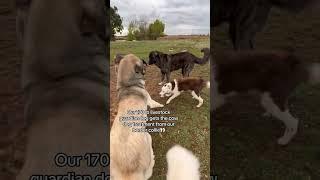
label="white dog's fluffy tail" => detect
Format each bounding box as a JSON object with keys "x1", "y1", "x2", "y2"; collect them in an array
[
  {"x1": 206, "y1": 81, "x2": 210, "y2": 88},
  {"x1": 308, "y1": 63, "x2": 320, "y2": 85},
  {"x1": 166, "y1": 145, "x2": 200, "y2": 180}
]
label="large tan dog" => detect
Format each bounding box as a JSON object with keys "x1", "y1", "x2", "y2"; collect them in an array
[
  {"x1": 110, "y1": 54, "x2": 159, "y2": 180},
  {"x1": 111, "y1": 54, "x2": 203, "y2": 180}
]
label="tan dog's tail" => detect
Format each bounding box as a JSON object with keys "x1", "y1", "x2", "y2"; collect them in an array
[{"x1": 166, "y1": 145, "x2": 200, "y2": 180}]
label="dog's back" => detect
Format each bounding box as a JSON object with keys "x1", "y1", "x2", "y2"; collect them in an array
[
  {"x1": 176, "y1": 77, "x2": 206, "y2": 91},
  {"x1": 169, "y1": 52, "x2": 197, "y2": 70},
  {"x1": 213, "y1": 51, "x2": 308, "y2": 94},
  {"x1": 111, "y1": 54, "x2": 154, "y2": 180},
  {"x1": 110, "y1": 95, "x2": 151, "y2": 180}
]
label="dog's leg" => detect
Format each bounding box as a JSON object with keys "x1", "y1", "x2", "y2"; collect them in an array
[
  {"x1": 145, "y1": 91, "x2": 164, "y2": 108},
  {"x1": 191, "y1": 91, "x2": 204, "y2": 108},
  {"x1": 213, "y1": 94, "x2": 226, "y2": 110},
  {"x1": 133, "y1": 87, "x2": 163, "y2": 108},
  {"x1": 148, "y1": 98, "x2": 164, "y2": 108},
  {"x1": 212, "y1": 84, "x2": 226, "y2": 110},
  {"x1": 182, "y1": 68, "x2": 186, "y2": 77},
  {"x1": 260, "y1": 93, "x2": 299, "y2": 145},
  {"x1": 197, "y1": 97, "x2": 203, "y2": 108},
  {"x1": 159, "y1": 72, "x2": 166, "y2": 85},
  {"x1": 166, "y1": 92, "x2": 181, "y2": 104},
  {"x1": 191, "y1": 91, "x2": 197, "y2": 99},
  {"x1": 115, "y1": 65, "x2": 118, "y2": 74},
  {"x1": 262, "y1": 111, "x2": 272, "y2": 117},
  {"x1": 165, "y1": 72, "x2": 171, "y2": 83},
  {"x1": 187, "y1": 64, "x2": 194, "y2": 77},
  {"x1": 186, "y1": 70, "x2": 191, "y2": 77},
  {"x1": 144, "y1": 133, "x2": 155, "y2": 179},
  {"x1": 229, "y1": 21, "x2": 238, "y2": 50},
  {"x1": 159, "y1": 72, "x2": 165, "y2": 85},
  {"x1": 16, "y1": 4, "x2": 29, "y2": 52}
]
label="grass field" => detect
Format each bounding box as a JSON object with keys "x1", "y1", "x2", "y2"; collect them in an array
[
  {"x1": 110, "y1": 38, "x2": 210, "y2": 179},
  {"x1": 213, "y1": 8, "x2": 320, "y2": 180}
]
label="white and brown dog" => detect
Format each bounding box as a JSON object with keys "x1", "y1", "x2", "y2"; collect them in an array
[
  {"x1": 160, "y1": 77, "x2": 210, "y2": 107},
  {"x1": 212, "y1": 50, "x2": 320, "y2": 145}
]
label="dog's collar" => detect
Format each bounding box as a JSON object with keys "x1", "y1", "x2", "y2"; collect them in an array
[{"x1": 117, "y1": 86, "x2": 146, "y2": 102}]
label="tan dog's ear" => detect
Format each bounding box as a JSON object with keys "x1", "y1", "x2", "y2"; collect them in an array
[{"x1": 135, "y1": 62, "x2": 146, "y2": 75}]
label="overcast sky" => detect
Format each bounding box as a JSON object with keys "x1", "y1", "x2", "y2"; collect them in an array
[{"x1": 110, "y1": 0, "x2": 210, "y2": 36}]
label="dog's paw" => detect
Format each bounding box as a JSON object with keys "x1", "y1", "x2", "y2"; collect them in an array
[
  {"x1": 152, "y1": 103, "x2": 164, "y2": 108},
  {"x1": 158, "y1": 82, "x2": 164, "y2": 85},
  {"x1": 166, "y1": 101, "x2": 170, "y2": 104},
  {"x1": 149, "y1": 100, "x2": 164, "y2": 108},
  {"x1": 277, "y1": 136, "x2": 290, "y2": 145},
  {"x1": 262, "y1": 111, "x2": 272, "y2": 117},
  {"x1": 277, "y1": 128, "x2": 296, "y2": 145},
  {"x1": 196, "y1": 104, "x2": 202, "y2": 108}
]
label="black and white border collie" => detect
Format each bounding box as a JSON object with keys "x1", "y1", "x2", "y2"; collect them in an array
[
  {"x1": 160, "y1": 77, "x2": 210, "y2": 107},
  {"x1": 212, "y1": 50, "x2": 320, "y2": 145}
]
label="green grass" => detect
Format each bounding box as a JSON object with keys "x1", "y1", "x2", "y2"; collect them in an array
[
  {"x1": 111, "y1": 38, "x2": 210, "y2": 179},
  {"x1": 110, "y1": 38, "x2": 209, "y2": 61},
  {"x1": 213, "y1": 8, "x2": 320, "y2": 180}
]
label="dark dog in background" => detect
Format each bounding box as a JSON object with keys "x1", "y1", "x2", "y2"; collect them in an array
[
  {"x1": 148, "y1": 48, "x2": 210, "y2": 85},
  {"x1": 213, "y1": 0, "x2": 320, "y2": 50},
  {"x1": 114, "y1": 53, "x2": 147, "y2": 73}
]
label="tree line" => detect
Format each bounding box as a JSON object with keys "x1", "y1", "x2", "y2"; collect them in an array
[{"x1": 110, "y1": 6, "x2": 165, "y2": 41}]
